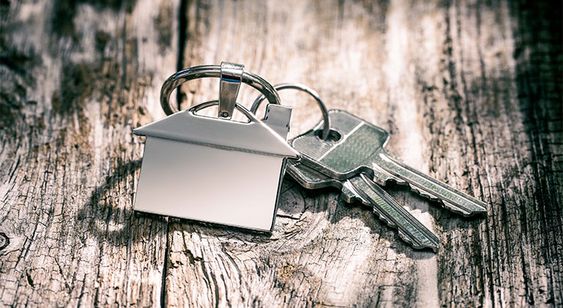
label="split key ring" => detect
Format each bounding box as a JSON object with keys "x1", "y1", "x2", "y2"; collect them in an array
[
  {"x1": 252, "y1": 83, "x2": 332, "y2": 140},
  {"x1": 160, "y1": 62, "x2": 281, "y2": 119}
]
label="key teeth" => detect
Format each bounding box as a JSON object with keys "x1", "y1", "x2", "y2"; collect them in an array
[
  {"x1": 373, "y1": 162, "x2": 488, "y2": 216},
  {"x1": 371, "y1": 208, "x2": 397, "y2": 229},
  {"x1": 397, "y1": 230, "x2": 439, "y2": 252},
  {"x1": 378, "y1": 176, "x2": 440, "y2": 201},
  {"x1": 378, "y1": 177, "x2": 481, "y2": 217},
  {"x1": 342, "y1": 182, "x2": 440, "y2": 252},
  {"x1": 375, "y1": 168, "x2": 440, "y2": 201},
  {"x1": 408, "y1": 185, "x2": 440, "y2": 201},
  {"x1": 388, "y1": 179, "x2": 486, "y2": 217},
  {"x1": 441, "y1": 201, "x2": 486, "y2": 217},
  {"x1": 341, "y1": 185, "x2": 359, "y2": 204},
  {"x1": 374, "y1": 172, "x2": 407, "y2": 187}
]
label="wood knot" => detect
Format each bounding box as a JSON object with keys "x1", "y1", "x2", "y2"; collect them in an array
[{"x1": 0, "y1": 232, "x2": 9, "y2": 251}]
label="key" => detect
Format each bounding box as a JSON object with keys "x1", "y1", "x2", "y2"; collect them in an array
[
  {"x1": 261, "y1": 102, "x2": 439, "y2": 250},
  {"x1": 287, "y1": 160, "x2": 440, "y2": 251},
  {"x1": 291, "y1": 110, "x2": 488, "y2": 216}
]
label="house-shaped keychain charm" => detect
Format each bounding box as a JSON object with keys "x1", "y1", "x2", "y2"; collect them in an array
[{"x1": 133, "y1": 63, "x2": 299, "y2": 231}]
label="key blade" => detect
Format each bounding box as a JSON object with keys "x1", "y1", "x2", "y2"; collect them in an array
[
  {"x1": 375, "y1": 153, "x2": 488, "y2": 216},
  {"x1": 291, "y1": 110, "x2": 487, "y2": 217},
  {"x1": 287, "y1": 150, "x2": 439, "y2": 252},
  {"x1": 343, "y1": 174, "x2": 439, "y2": 252}
]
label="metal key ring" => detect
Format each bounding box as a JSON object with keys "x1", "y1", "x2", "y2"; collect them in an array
[
  {"x1": 251, "y1": 83, "x2": 331, "y2": 140},
  {"x1": 161, "y1": 64, "x2": 281, "y2": 116}
]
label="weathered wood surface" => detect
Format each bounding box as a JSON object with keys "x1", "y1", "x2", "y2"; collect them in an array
[{"x1": 0, "y1": 0, "x2": 561, "y2": 307}]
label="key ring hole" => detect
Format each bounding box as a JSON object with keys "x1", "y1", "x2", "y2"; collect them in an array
[
  {"x1": 189, "y1": 100, "x2": 260, "y2": 124},
  {"x1": 191, "y1": 102, "x2": 251, "y2": 123},
  {"x1": 314, "y1": 129, "x2": 341, "y2": 142}
]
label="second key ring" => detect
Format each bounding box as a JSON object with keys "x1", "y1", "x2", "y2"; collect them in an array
[{"x1": 251, "y1": 83, "x2": 331, "y2": 140}]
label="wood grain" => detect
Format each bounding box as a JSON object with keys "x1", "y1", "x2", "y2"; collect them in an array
[
  {"x1": 0, "y1": 0, "x2": 561, "y2": 307},
  {"x1": 0, "y1": 0, "x2": 177, "y2": 306}
]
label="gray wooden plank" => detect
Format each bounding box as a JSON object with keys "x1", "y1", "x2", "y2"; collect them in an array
[{"x1": 0, "y1": 0, "x2": 178, "y2": 306}]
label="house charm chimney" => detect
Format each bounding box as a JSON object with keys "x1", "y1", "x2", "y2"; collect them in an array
[{"x1": 133, "y1": 63, "x2": 299, "y2": 231}]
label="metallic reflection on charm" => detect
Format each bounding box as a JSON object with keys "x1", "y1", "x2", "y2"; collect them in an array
[
  {"x1": 134, "y1": 64, "x2": 299, "y2": 232},
  {"x1": 134, "y1": 102, "x2": 298, "y2": 231}
]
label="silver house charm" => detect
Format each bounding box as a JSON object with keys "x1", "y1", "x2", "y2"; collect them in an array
[{"x1": 133, "y1": 63, "x2": 299, "y2": 231}]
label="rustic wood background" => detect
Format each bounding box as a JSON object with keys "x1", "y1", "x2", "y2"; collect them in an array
[{"x1": 1, "y1": 0, "x2": 561, "y2": 306}]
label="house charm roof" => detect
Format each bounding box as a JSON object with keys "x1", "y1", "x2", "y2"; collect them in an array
[{"x1": 134, "y1": 107, "x2": 298, "y2": 158}]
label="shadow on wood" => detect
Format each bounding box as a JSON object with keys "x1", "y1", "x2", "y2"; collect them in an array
[{"x1": 79, "y1": 157, "x2": 440, "y2": 256}]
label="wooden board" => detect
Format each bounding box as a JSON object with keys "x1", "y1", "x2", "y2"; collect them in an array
[{"x1": 0, "y1": 0, "x2": 561, "y2": 306}]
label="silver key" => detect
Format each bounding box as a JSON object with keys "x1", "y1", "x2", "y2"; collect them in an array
[
  {"x1": 292, "y1": 110, "x2": 488, "y2": 216},
  {"x1": 261, "y1": 105, "x2": 439, "y2": 250},
  {"x1": 287, "y1": 160, "x2": 440, "y2": 251}
]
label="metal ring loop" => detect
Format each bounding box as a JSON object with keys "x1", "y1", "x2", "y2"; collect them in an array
[
  {"x1": 251, "y1": 83, "x2": 331, "y2": 140},
  {"x1": 160, "y1": 65, "x2": 281, "y2": 116},
  {"x1": 189, "y1": 100, "x2": 261, "y2": 123}
]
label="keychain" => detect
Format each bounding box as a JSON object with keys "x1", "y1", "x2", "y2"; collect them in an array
[
  {"x1": 252, "y1": 84, "x2": 487, "y2": 251},
  {"x1": 133, "y1": 62, "x2": 299, "y2": 231},
  {"x1": 133, "y1": 62, "x2": 486, "y2": 250}
]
